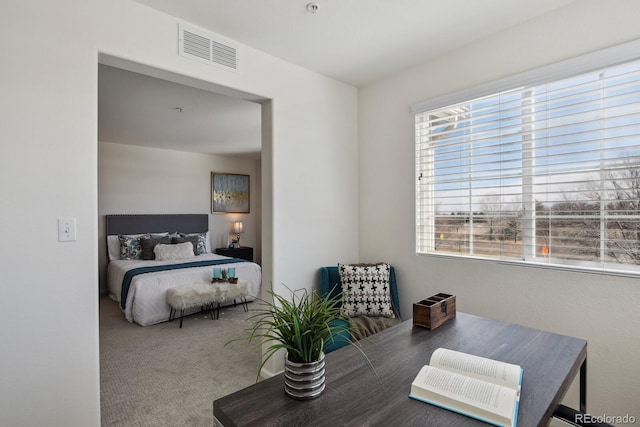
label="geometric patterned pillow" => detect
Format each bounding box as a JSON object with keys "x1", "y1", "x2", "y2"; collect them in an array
[
  {"x1": 338, "y1": 263, "x2": 395, "y2": 318},
  {"x1": 118, "y1": 234, "x2": 148, "y2": 260}
]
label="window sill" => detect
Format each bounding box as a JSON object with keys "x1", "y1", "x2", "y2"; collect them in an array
[{"x1": 416, "y1": 251, "x2": 640, "y2": 279}]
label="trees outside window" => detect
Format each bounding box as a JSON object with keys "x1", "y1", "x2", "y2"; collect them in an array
[{"x1": 416, "y1": 59, "x2": 640, "y2": 273}]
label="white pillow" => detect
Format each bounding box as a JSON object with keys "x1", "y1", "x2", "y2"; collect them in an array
[
  {"x1": 107, "y1": 235, "x2": 122, "y2": 261},
  {"x1": 205, "y1": 231, "x2": 211, "y2": 253},
  {"x1": 154, "y1": 242, "x2": 195, "y2": 261}
]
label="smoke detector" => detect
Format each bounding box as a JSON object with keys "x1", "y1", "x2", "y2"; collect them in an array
[{"x1": 306, "y1": 3, "x2": 319, "y2": 13}]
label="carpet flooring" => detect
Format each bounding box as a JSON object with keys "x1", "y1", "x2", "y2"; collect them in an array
[{"x1": 99, "y1": 296, "x2": 260, "y2": 426}]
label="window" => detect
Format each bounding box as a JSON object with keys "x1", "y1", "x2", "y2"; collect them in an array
[{"x1": 415, "y1": 55, "x2": 640, "y2": 274}]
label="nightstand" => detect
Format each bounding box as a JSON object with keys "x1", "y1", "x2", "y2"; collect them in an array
[{"x1": 215, "y1": 246, "x2": 253, "y2": 262}]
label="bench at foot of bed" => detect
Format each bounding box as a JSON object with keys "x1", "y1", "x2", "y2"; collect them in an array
[{"x1": 166, "y1": 281, "x2": 249, "y2": 328}]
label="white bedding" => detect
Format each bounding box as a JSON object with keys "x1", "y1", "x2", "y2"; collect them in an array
[{"x1": 107, "y1": 253, "x2": 261, "y2": 326}]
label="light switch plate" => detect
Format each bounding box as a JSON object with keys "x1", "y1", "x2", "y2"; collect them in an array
[{"x1": 58, "y1": 218, "x2": 77, "y2": 242}]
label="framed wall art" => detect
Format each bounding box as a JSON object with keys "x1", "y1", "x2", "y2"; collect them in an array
[{"x1": 211, "y1": 172, "x2": 250, "y2": 213}]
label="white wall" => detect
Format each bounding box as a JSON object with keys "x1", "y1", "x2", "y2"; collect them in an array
[
  {"x1": 0, "y1": 1, "x2": 358, "y2": 425},
  {"x1": 98, "y1": 141, "x2": 262, "y2": 292},
  {"x1": 359, "y1": 0, "x2": 640, "y2": 422}
]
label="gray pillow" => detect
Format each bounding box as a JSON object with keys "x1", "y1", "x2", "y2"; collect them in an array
[
  {"x1": 140, "y1": 235, "x2": 171, "y2": 260},
  {"x1": 179, "y1": 232, "x2": 207, "y2": 255}
]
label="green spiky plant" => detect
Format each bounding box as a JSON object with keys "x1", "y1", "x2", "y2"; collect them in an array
[{"x1": 232, "y1": 285, "x2": 375, "y2": 379}]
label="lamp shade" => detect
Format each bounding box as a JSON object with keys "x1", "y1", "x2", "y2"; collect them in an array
[{"x1": 232, "y1": 221, "x2": 244, "y2": 234}]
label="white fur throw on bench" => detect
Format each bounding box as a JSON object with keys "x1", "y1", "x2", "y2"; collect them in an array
[
  {"x1": 166, "y1": 284, "x2": 217, "y2": 310},
  {"x1": 166, "y1": 282, "x2": 249, "y2": 310}
]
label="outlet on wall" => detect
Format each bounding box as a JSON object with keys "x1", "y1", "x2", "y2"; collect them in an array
[{"x1": 58, "y1": 218, "x2": 77, "y2": 242}]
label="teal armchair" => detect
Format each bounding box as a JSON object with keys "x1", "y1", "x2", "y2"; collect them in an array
[{"x1": 320, "y1": 266, "x2": 401, "y2": 353}]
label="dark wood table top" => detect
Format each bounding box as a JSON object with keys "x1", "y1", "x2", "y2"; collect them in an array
[{"x1": 214, "y1": 312, "x2": 587, "y2": 427}]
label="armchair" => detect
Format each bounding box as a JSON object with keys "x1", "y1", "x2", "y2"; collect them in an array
[{"x1": 320, "y1": 265, "x2": 401, "y2": 353}]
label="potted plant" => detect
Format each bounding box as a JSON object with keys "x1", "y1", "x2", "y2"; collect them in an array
[{"x1": 233, "y1": 286, "x2": 374, "y2": 400}]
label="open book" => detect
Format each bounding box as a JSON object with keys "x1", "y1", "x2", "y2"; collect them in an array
[{"x1": 409, "y1": 348, "x2": 523, "y2": 427}]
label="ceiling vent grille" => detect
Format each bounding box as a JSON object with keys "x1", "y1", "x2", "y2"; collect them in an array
[{"x1": 178, "y1": 23, "x2": 239, "y2": 72}]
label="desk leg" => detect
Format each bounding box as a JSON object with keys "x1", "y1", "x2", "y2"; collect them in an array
[
  {"x1": 553, "y1": 357, "x2": 589, "y2": 425},
  {"x1": 580, "y1": 357, "x2": 587, "y2": 413}
]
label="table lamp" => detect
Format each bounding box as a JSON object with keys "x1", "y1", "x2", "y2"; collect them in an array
[{"x1": 232, "y1": 221, "x2": 244, "y2": 247}]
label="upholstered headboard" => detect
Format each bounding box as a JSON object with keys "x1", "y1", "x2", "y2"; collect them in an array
[{"x1": 105, "y1": 214, "x2": 208, "y2": 235}]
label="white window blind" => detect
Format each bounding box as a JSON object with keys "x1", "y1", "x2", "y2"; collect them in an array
[{"x1": 416, "y1": 58, "x2": 640, "y2": 274}]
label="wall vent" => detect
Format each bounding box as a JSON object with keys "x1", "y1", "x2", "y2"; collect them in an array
[{"x1": 178, "y1": 23, "x2": 239, "y2": 72}]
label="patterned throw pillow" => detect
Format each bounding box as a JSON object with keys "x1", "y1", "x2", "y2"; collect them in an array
[
  {"x1": 179, "y1": 232, "x2": 207, "y2": 255},
  {"x1": 118, "y1": 234, "x2": 148, "y2": 260},
  {"x1": 339, "y1": 263, "x2": 395, "y2": 318}
]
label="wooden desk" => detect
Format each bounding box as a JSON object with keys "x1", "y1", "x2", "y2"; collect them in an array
[{"x1": 214, "y1": 312, "x2": 587, "y2": 427}]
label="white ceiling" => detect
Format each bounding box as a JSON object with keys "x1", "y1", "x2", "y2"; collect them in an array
[
  {"x1": 100, "y1": 0, "x2": 577, "y2": 158},
  {"x1": 134, "y1": 0, "x2": 576, "y2": 87},
  {"x1": 98, "y1": 64, "x2": 262, "y2": 159}
]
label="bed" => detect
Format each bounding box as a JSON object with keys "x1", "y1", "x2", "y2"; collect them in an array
[{"x1": 105, "y1": 214, "x2": 261, "y2": 326}]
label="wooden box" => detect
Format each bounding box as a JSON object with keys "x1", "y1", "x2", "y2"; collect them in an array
[{"x1": 413, "y1": 293, "x2": 456, "y2": 330}]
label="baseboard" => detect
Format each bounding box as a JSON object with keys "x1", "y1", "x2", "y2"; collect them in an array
[{"x1": 259, "y1": 365, "x2": 283, "y2": 379}]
